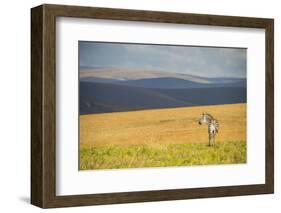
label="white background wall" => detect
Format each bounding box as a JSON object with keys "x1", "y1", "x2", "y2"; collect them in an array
[{"x1": 0, "y1": 0, "x2": 279, "y2": 212}]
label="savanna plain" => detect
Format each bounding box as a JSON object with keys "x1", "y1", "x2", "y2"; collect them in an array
[{"x1": 80, "y1": 103, "x2": 246, "y2": 170}]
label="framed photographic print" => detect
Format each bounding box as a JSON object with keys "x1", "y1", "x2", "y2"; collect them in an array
[{"x1": 31, "y1": 4, "x2": 274, "y2": 208}]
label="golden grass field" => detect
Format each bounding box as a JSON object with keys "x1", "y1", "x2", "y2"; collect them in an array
[{"x1": 80, "y1": 103, "x2": 246, "y2": 170}]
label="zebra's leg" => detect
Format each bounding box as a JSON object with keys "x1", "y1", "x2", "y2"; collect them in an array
[
  {"x1": 208, "y1": 134, "x2": 211, "y2": 146},
  {"x1": 213, "y1": 134, "x2": 215, "y2": 147}
]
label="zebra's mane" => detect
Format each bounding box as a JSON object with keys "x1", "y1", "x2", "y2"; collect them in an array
[{"x1": 205, "y1": 113, "x2": 214, "y2": 119}]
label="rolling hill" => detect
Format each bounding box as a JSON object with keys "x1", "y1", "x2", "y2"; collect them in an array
[
  {"x1": 79, "y1": 68, "x2": 246, "y2": 114},
  {"x1": 80, "y1": 81, "x2": 246, "y2": 114},
  {"x1": 81, "y1": 77, "x2": 246, "y2": 89},
  {"x1": 80, "y1": 69, "x2": 214, "y2": 83}
]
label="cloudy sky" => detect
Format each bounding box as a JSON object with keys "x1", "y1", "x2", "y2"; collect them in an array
[{"x1": 79, "y1": 41, "x2": 246, "y2": 78}]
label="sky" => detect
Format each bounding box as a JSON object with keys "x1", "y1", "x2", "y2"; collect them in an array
[{"x1": 79, "y1": 41, "x2": 247, "y2": 78}]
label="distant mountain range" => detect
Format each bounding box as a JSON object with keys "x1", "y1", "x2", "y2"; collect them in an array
[
  {"x1": 81, "y1": 77, "x2": 246, "y2": 89},
  {"x1": 80, "y1": 68, "x2": 213, "y2": 83},
  {"x1": 79, "y1": 68, "x2": 246, "y2": 114}
]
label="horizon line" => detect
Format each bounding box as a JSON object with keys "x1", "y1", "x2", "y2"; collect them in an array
[{"x1": 79, "y1": 66, "x2": 247, "y2": 79}]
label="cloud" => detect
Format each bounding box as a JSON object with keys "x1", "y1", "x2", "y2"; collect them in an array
[{"x1": 79, "y1": 41, "x2": 246, "y2": 78}]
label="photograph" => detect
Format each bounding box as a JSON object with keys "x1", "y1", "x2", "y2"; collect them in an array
[
  {"x1": 79, "y1": 41, "x2": 247, "y2": 170},
  {"x1": 30, "y1": 4, "x2": 274, "y2": 208}
]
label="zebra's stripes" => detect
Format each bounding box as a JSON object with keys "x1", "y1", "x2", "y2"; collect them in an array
[{"x1": 198, "y1": 112, "x2": 219, "y2": 146}]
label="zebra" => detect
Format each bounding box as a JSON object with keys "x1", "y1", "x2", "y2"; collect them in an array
[{"x1": 198, "y1": 112, "x2": 219, "y2": 146}]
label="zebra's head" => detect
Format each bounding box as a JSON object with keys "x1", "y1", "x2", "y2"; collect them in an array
[{"x1": 198, "y1": 112, "x2": 209, "y2": 125}]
